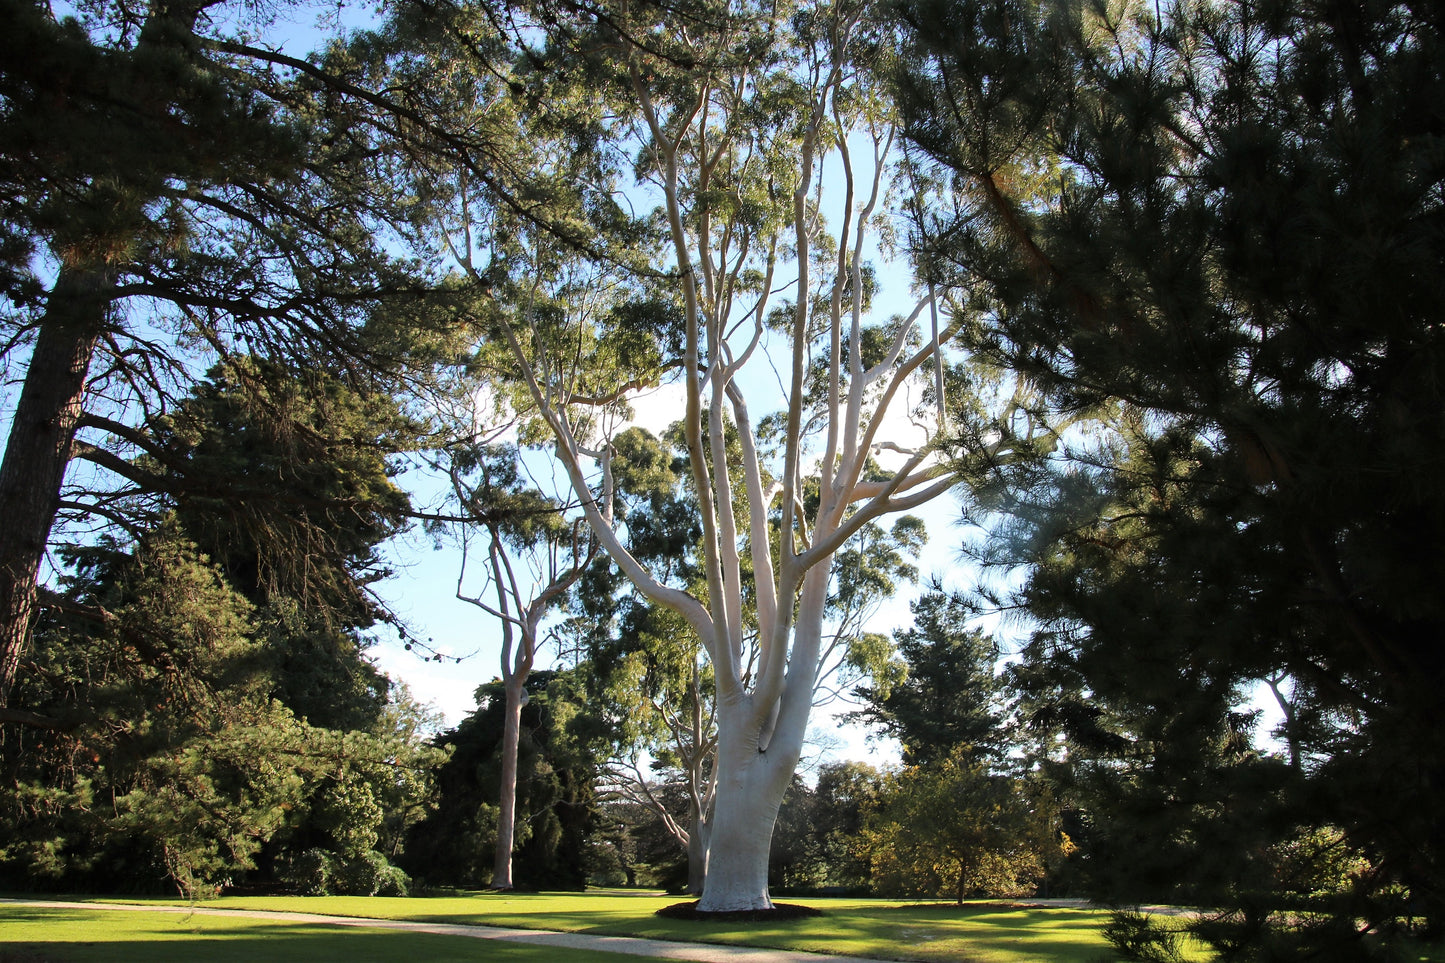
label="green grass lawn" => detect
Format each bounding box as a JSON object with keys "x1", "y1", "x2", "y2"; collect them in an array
[
  {"x1": 0, "y1": 902, "x2": 660, "y2": 963},
  {"x1": 4, "y1": 890, "x2": 1442, "y2": 963},
  {"x1": 3, "y1": 890, "x2": 1155, "y2": 963}
]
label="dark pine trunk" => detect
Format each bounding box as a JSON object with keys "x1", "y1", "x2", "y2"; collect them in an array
[{"x1": 0, "y1": 264, "x2": 113, "y2": 705}]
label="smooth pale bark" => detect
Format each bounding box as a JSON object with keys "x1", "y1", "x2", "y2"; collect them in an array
[
  {"x1": 686, "y1": 806, "x2": 710, "y2": 895},
  {"x1": 492, "y1": 677, "x2": 526, "y2": 889},
  {"x1": 685, "y1": 661, "x2": 716, "y2": 895},
  {"x1": 698, "y1": 701, "x2": 799, "y2": 911},
  {"x1": 694, "y1": 565, "x2": 834, "y2": 910},
  {"x1": 460, "y1": 534, "x2": 538, "y2": 892},
  {"x1": 0, "y1": 264, "x2": 113, "y2": 705}
]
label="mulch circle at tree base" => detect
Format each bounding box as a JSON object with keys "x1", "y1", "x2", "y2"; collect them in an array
[{"x1": 656, "y1": 902, "x2": 824, "y2": 922}]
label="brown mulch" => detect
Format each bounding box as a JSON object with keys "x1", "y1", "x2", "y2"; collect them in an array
[{"x1": 655, "y1": 901, "x2": 824, "y2": 922}]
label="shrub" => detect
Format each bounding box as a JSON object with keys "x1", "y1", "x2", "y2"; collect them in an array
[
  {"x1": 333, "y1": 851, "x2": 410, "y2": 897},
  {"x1": 280, "y1": 848, "x2": 337, "y2": 896},
  {"x1": 1103, "y1": 912, "x2": 1187, "y2": 963}
]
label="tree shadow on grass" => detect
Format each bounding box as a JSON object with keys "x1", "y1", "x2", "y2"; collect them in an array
[{"x1": 0, "y1": 948, "x2": 59, "y2": 963}]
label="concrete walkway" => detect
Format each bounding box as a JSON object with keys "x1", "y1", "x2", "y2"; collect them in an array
[{"x1": 1, "y1": 898, "x2": 895, "y2": 963}]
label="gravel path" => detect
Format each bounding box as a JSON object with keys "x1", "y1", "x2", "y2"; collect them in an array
[{"x1": 1, "y1": 898, "x2": 897, "y2": 963}]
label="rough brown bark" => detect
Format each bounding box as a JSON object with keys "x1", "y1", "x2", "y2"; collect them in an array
[
  {"x1": 0, "y1": 264, "x2": 113, "y2": 705},
  {"x1": 0, "y1": 0, "x2": 209, "y2": 709}
]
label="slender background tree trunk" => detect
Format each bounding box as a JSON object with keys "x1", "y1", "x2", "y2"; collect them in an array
[
  {"x1": 491, "y1": 677, "x2": 526, "y2": 889},
  {"x1": 687, "y1": 804, "x2": 710, "y2": 895},
  {"x1": 0, "y1": 264, "x2": 113, "y2": 705}
]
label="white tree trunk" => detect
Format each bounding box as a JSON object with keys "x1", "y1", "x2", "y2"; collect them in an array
[
  {"x1": 696, "y1": 633, "x2": 815, "y2": 914},
  {"x1": 700, "y1": 784, "x2": 778, "y2": 910},
  {"x1": 696, "y1": 709, "x2": 799, "y2": 911},
  {"x1": 481, "y1": 6, "x2": 970, "y2": 915}
]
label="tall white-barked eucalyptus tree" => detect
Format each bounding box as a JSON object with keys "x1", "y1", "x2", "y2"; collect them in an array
[{"x1": 451, "y1": 0, "x2": 967, "y2": 911}]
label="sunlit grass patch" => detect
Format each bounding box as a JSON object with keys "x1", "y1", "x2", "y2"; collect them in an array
[
  {"x1": 33, "y1": 891, "x2": 1445, "y2": 963},
  {"x1": 0, "y1": 903, "x2": 648, "y2": 963},
  {"x1": 82, "y1": 890, "x2": 1147, "y2": 962}
]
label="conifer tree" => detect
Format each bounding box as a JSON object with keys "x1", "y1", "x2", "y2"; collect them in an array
[
  {"x1": 0, "y1": 0, "x2": 428, "y2": 707},
  {"x1": 850, "y1": 585, "x2": 1008, "y2": 768},
  {"x1": 894, "y1": 0, "x2": 1445, "y2": 948},
  {"x1": 0, "y1": 363, "x2": 440, "y2": 897}
]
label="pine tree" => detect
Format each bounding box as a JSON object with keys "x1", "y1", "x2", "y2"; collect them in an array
[
  {"x1": 0, "y1": 0, "x2": 428, "y2": 707},
  {"x1": 850, "y1": 585, "x2": 1008, "y2": 767},
  {"x1": 893, "y1": 0, "x2": 1445, "y2": 948}
]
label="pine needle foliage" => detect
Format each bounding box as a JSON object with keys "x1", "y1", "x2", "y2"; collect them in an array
[{"x1": 892, "y1": 0, "x2": 1445, "y2": 953}]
